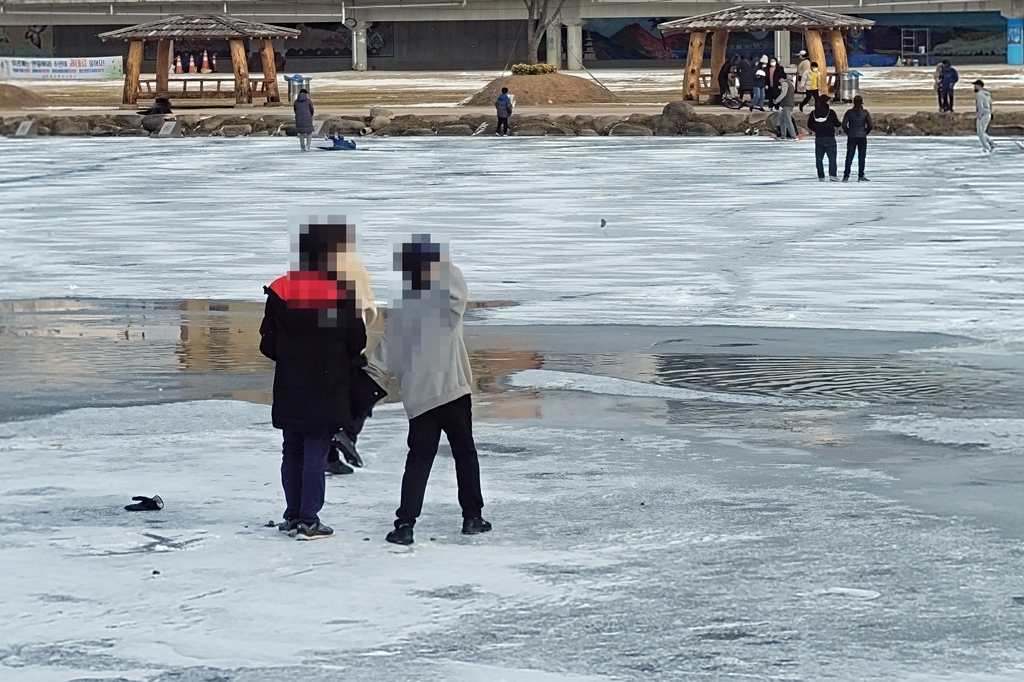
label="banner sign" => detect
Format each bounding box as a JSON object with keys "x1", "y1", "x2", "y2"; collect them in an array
[{"x1": 0, "y1": 56, "x2": 123, "y2": 80}]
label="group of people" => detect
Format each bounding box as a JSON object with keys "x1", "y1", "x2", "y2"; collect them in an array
[
  {"x1": 260, "y1": 222, "x2": 489, "y2": 545},
  {"x1": 718, "y1": 50, "x2": 822, "y2": 114}
]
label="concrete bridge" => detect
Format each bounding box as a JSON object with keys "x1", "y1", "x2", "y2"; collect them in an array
[{"x1": 2, "y1": 0, "x2": 1022, "y2": 68}]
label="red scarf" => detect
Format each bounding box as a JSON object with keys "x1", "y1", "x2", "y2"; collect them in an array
[{"x1": 270, "y1": 271, "x2": 346, "y2": 309}]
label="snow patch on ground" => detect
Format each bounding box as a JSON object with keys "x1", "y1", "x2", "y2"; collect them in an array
[{"x1": 871, "y1": 415, "x2": 1024, "y2": 452}]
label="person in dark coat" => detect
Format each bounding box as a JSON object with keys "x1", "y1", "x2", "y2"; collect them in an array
[
  {"x1": 259, "y1": 221, "x2": 368, "y2": 540},
  {"x1": 494, "y1": 87, "x2": 513, "y2": 136},
  {"x1": 737, "y1": 56, "x2": 755, "y2": 104},
  {"x1": 807, "y1": 95, "x2": 842, "y2": 181},
  {"x1": 841, "y1": 95, "x2": 873, "y2": 182},
  {"x1": 293, "y1": 89, "x2": 315, "y2": 152},
  {"x1": 718, "y1": 55, "x2": 738, "y2": 103},
  {"x1": 765, "y1": 57, "x2": 786, "y2": 110},
  {"x1": 938, "y1": 59, "x2": 959, "y2": 113}
]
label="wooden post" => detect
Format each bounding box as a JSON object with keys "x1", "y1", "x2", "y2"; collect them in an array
[
  {"x1": 259, "y1": 38, "x2": 281, "y2": 104},
  {"x1": 683, "y1": 31, "x2": 707, "y2": 101},
  {"x1": 155, "y1": 39, "x2": 172, "y2": 96},
  {"x1": 229, "y1": 39, "x2": 251, "y2": 106},
  {"x1": 804, "y1": 29, "x2": 828, "y2": 96},
  {"x1": 710, "y1": 30, "x2": 729, "y2": 98},
  {"x1": 122, "y1": 39, "x2": 144, "y2": 107},
  {"x1": 828, "y1": 29, "x2": 849, "y2": 74}
]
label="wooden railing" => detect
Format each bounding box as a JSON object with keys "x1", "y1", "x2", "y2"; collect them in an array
[{"x1": 137, "y1": 77, "x2": 276, "y2": 100}]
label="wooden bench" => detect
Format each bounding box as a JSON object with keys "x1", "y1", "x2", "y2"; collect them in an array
[{"x1": 137, "y1": 77, "x2": 275, "y2": 100}]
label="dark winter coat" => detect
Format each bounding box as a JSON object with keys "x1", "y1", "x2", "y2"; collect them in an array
[
  {"x1": 775, "y1": 79, "x2": 796, "y2": 108},
  {"x1": 939, "y1": 66, "x2": 959, "y2": 89},
  {"x1": 738, "y1": 58, "x2": 755, "y2": 90},
  {"x1": 754, "y1": 65, "x2": 768, "y2": 88},
  {"x1": 842, "y1": 107, "x2": 873, "y2": 138},
  {"x1": 807, "y1": 106, "x2": 841, "y2": 140},
  {"x1": 259, "y1": 272, "x2": 367, "y2": 433},
  {"x1": 717, "y1": 62, "x2": 732, "y2": 93},
  {"x1": 293, "y1": 93, "x2": 315, "y2": 134},
  {"x1": 768, "y1": 64, "x2": 786, "y2": 89},
  {"x1": 495, "y1": 93, "x2": 513, "y2": 118}
]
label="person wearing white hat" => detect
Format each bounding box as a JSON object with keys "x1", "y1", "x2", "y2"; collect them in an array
[{"x1": 795, "y1": 49, "x2": 811, "y2": 100}]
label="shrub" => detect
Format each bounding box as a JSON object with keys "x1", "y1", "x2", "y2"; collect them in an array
[{"x1": 511, "y1": 62, "x2": 558, "y2": 75}]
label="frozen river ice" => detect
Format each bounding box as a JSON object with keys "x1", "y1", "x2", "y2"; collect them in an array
[
  {"x1": 1, "y1": 137, "x2": 1024, "y2": 680},
  {"x1": 1, "y1": 136, "x2": 1023, "y2": 341}
]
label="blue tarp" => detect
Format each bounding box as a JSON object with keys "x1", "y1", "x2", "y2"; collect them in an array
[{"x1": 848, "y1": 54, "x2": 900, "y2": 67}]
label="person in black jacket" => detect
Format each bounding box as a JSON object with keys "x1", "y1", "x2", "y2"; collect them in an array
[
  {"x1": 259, "y1": 220, "x2": 368, "y2": 540},
  {"x1": 765, "y1": 57, "x2": 786, "y2": 110},
  {"x1": 807, "y1": 95, "x2": 842, "y2": 181},
  {"x1": 718, "y1": 55, "x2": 738, "y2": 103},
  {"x1": 841, "y1": 95, "x2": 873, "y2": 182},
  {"x1": 737, "y1": 56, "x2": 755, "y2": 104}
]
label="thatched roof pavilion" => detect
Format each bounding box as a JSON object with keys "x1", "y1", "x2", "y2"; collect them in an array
[
  {"x1": 100, "y1": 15, "x2": 300, "y2": 108},
  {"x1": 659, "y1": 4, "x2": 874, "y2": 102}
]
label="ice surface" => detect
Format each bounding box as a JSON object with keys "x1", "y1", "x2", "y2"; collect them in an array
[
  {"x1": 1, "y1": 137, "x2": 1023, "y2": 343},
  {"x1": 2, "y1": 399, "x2": 1024, "y2": 680}
]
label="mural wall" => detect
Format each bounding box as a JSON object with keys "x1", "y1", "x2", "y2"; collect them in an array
[
  {"x1": 0, "y1": 25, "x2": 54, "y2": 57},
  {"x1": 283, "y1": 22, "x2": 394, "y2": 59}
]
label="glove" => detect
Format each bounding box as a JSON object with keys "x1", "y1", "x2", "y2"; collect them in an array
[{"x1": 125, "y1": 495, "x2": 164, "y2": 511}]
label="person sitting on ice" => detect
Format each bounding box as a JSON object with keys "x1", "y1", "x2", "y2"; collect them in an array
[{"x1": 325, "y1": 132, "x2": 356, "y2": 150}]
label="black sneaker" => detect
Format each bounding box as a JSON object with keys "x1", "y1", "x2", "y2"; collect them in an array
[
  {"x1": 386, "y1": 523, "x2": 414, "y2": 545},
  {"x1": 842, "y1": 176, "x2": 849, "y2": 182},
  {"x1": 327, "y1": 459, "x2": 354, "y2": 475},
  {"x1": 278, "y1": 519, "x2": 299, "y2": 533},
  {"x1": 294, "y1": 522, "x2": 334, "y2": 540},
  {"x1": 333, "y1": 432, "x2": 363, "y2": 468},
  {"x1": 858, "y1": 176, "x2": 870, "y2": 182},
  {"x1": 462, "y1": 517, "x2": 492, "y2": 535}
]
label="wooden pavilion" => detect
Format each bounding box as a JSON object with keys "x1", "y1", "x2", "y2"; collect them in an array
[
  {"x1": 99, "y1": 15, "x2": 301, "y2": 108},
  {"x1": 658, "y1": 5, "x2": 874, "y2": 102}
]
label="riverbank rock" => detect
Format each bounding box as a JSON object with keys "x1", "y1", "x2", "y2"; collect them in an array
[
  {"x1": 989, "y1": 124, "x2": 1024, "y2": 136},
  {"x1": 657, "y1": 101, "x2": 697, "y2": 135},
  {"x1": 684, "y1": 122, "x2": 719, "y2": 136},
  {"x1": 609, "y1": 123, "x2": 653, "y2": 136},
  {"x1": 112, "y1": 114, "x2": 143, "y2": 128},
  {"x1": 593, "y1": 115, "x2": 624, "y2": 135},
  {"x1": 399, "y1": 128, "x2": 435, "y2": 136},
  {"x1": 90, "y1": 124, "x2": 121, "y2": 137},
  {"x1": 327, "y1": 118, "x2": 364, "y2": 135},
  {"x1": 222, "y1": 124, "x2": 253, "y2": 137},
  {"x1": 142, "y1": 114, "x2": 166, "y2": 132},
  {"x1": 369, "y1": 107, "x2": 394, "y2": 120},
  {"x1": 895, "y1": 124, "x2": 923, "y2": 136},
  {"x1": 437, "y1": 124, "x2": 473, "y2": 136},
  {"x1": 53, "y1": 119, "x2": 90, "y2": 136},
  {"x1": 370, "y1": 115, "x2": 391, "y2": 130}
]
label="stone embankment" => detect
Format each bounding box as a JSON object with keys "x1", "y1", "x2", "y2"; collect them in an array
[{"x1": 4, "y1": 102, "x2": 1023, "y2": 138}]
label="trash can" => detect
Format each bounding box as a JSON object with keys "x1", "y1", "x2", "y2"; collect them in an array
[
  {"x1": 286, "y1": 75, "x2": 313, "y2": 102},
  {"x1": 837, "y1": 70, "x2": 861, "y2": 103}
]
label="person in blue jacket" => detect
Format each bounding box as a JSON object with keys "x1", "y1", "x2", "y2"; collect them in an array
[
  {"x1": 325, "y1": 132, "x2": 356, "y2": 150},
  {"x1": 495, "y1": 87, "x2": 513, "y2": 136},
  {"x1": 938, "y1": 60, "x2": 959, "y2": 113}
]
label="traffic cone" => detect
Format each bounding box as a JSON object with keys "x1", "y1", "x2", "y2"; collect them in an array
[
  {"x1": 174, "y1": 55, "x2": 183, "y2": 74},
  {"x1": 201, "y1": 49, "x2": 211, "y2": 74},
  {"x1": 188, "y1": 55, "x2": 197, "y2": 74},
  {"x1": 211, "y1": 54, "x2": 218, "y2": 73}
]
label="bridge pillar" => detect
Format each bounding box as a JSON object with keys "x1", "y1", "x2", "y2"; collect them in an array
[
  {"x1": 566, "y1": 22, "x2": 583, "y2": 71},
  {"x1": 1008, "y1": 17, "x2": 1023, "y2": 65},
  {"x1": 546, "y1": 22, "x2": 562, "y2": 68},
  {"x1": 351, "y1": 21, "x2": 370, "y2": 71}
]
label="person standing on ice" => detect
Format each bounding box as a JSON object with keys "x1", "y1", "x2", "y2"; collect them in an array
[
  {"x1": 495, "y1": 87, "x2": 513, "y2": 136},
  {"x1": 293, "y1": 88, "x2": 315, "y2": 152},
  {"x1": 259, "y1": 219, "x2": 368, "y2": 540},
  {"x1": 774, "y1": 75, "x2": 797, "y2": 140},
  {"x1": 737, "y1": 55, "x2": 755, "y2": 106},
  {"x1": 750, "y1": 56, "x2": 768, "y2": 112},
  {"x1": 367, "y1": 234, "x2": 490, "y2": 546},
  {"x1": 799, "y1": 62, "x2": 821, "y2": 112},
  {"x1": 807, "y1": 95, "x2": 842, "y2": 182},
  {"x1": 938, "y1": 60, "x2": 959, "y2": 113},
  {"x1": 841, "y1": 95, "x2": 873, "y2": 182},
  {"x1": 973, "y1": 79, "x2": 996, "y2": 153},
  {"x1": 795, "y1": 50, "x2": 810, "y2": 105}
]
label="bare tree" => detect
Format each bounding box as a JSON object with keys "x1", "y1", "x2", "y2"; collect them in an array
[{"x1": 523, "y1": 0, "x2": 567, "y2": 65}]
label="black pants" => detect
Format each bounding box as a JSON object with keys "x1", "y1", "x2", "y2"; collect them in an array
[
  {"x1": 815, "y1": 138, "x2": 838, "y2": 178},
  {"x1": 844, "y1": 136, "x2": 867, "y2": 179},
  {"x1": 396, "y1": 394, "x2": 483, "y2": 526},
  {"x1": 497, "y1": 117, "x2": 509, "y2": 135},
  {"x1": 936, "y1": 86, "x2": 943, "y2": 111},
  {"x1": 939, "y1": 86, "x2": 954, "y2": 112},
  {"x1": 799, "y1": 89, "x2": 818, "y2": 110}
]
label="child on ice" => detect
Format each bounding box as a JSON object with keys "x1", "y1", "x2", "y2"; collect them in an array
[
  {"x1": 259, "y1": 215, "x2": 369, "y2": 540},
  {"x1": 368, "y1": 234, "x2": 490, "y2": 545}
]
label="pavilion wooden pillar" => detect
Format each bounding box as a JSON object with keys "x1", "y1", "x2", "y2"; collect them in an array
[
  {"x1": 155, "y1": 39, "x2": 172, "y2": 96},
  {"x1": 803, "y1": 29, "x2": 828, "y2": 96},
  {"x1": 710, "y1": 29, "x2": 729, "y2": 98},
  {"x1": 684, "y1": 31, "x2": 707, "y2": 101},
  {"x1": 122, "y1": 39, "x2": 144, "y2": 107},
  {"x1": 229, "y1": 38, "x2": 252, "y2": 106},
  {"x1": 828, "y1": 29, "x2": 849, "y2": 74},
  {"x1": 259, "y1": 38, "x2": 281, "y2": 104}
]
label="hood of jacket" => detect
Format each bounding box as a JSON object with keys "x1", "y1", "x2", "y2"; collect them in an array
[
  {"x1": 296, "y1": 92, "x2": 309, "y2": 103},
  {"x1": 269, "y1": 271, "x2": 347, "y2": 310}
]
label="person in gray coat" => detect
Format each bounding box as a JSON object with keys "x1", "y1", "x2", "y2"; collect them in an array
[
  {"x1": 974, "y1": 79, "x2": 996, "y2": 153},
  {"x1": 368, "y1": 235, "x2": 490, "y2": 546},
  {"x1": 774, "y1": 75, "x2": 797, "y2": 140},
  {"x1": 293, "y1": 88, "x2": 315, "y2": 152}
]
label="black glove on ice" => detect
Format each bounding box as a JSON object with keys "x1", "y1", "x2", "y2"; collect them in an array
[{"x1": 124, "y1": 495, "x2": 164, "y2": 511}]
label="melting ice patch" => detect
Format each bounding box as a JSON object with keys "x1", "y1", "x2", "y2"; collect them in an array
[
  {"x1": 507, "y1": 368, "x2": 868, "y2": 408},
  {"x1": 870, "y1": 416, "x2": 1024, "y2": 452}
]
